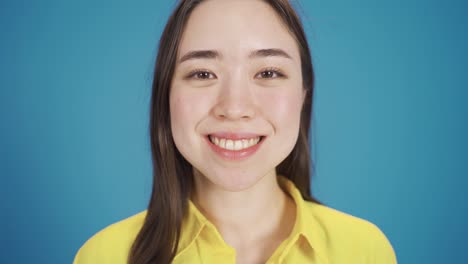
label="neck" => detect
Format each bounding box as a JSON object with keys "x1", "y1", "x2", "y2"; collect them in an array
[{"x1": 191, "y1": 170, "x2": 295, "y2": 247}]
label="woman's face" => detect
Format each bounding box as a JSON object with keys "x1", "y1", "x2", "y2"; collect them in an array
[{"x1": 170, "y1": 0, "x2": 305, "y2": 191}]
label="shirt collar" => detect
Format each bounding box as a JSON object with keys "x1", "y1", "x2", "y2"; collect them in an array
[
  {"x1": 177, "y1": 198, "x2": 233, "y2": 255},
  {"x1": 176, "y1": 175, "x2": 329, "y2": 263},
  {"x1": 277, "y1": 175, "x2": 330, "y2": 263}
]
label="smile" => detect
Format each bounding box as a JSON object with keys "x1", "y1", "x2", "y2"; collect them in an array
[
  {"x1": 205, "y1": 133, "x2": 266, "y2": 161},
  {"x1": 208, "y1": 135, "x2": 262, "y2": 151}
]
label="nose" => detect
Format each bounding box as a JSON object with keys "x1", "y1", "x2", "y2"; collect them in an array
[{"x1": 212, "y1": 76, "x2": 256, "y2": 121}]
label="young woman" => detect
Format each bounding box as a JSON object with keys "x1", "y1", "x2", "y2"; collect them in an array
[{"x1": 74, "y1": 0, "x2": 397, "y2": 263}]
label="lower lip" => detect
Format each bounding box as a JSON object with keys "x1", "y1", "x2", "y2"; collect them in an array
[{"x1": 205, "y1": 136, "x2": 265, "y2": 161}]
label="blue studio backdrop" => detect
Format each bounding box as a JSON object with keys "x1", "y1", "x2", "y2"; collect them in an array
[{"x1": 1, "y1": 0, "x2": 467, "y2": 263}]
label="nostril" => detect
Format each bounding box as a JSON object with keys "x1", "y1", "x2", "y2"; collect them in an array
[{"x1": 212, "y1": 102, "x2": 256, "y2": 121}]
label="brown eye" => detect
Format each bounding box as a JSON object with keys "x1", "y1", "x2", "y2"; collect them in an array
[
  {"x1": 261, "y1": 71, "x2": 276, "y2": 78},
  {"x1": 187, "y1": 70, "x2": 216, "y2": 80},
  {"x1": 256, "y1": 68, "x2": 286, "y2": 79},
  {"x1": 195, "y1": 72, "x2": 212, "y2": 79}
]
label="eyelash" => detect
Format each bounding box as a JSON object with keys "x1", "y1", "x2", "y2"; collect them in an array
[
  {"x1": 185, "y1": 68, "x2": 286, "y2": 80},
  {"x1": 257, "y1": 67, "x2": 286, "y2": 79},
  {"x1": 186, "y1": 69, "x2": 215, "y2": 80}
]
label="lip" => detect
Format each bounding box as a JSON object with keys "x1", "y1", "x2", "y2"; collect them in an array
[
  {"x1": 208, "y1": 132, "x2": 264, "y2": 140},
  {"x1": 204, "y1": 133, "x2": 266, "y2": 161}
]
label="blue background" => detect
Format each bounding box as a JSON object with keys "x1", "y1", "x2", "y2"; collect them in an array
[{"x1": 1, "y1": 0, "x2": 467, "y2": 263}]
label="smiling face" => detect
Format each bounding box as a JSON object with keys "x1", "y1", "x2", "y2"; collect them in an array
[{"x1": 169, "y1": 0, "x2": 305, "y2": 191}]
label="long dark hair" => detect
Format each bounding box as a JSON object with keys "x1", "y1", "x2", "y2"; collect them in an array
[{"x1": 129, "y1": 0, "x2": 318, "y2": 263}]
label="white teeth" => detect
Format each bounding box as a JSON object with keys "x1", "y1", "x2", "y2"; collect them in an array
[
  {"x1": 226, "y1": 140, "x2": 234, "y2": 150},
  {"x1": 234, "y1": 140, "x2": 243, "y2": 150},
  {"x1": 242, "y1": 139, "x2": 248, "y2": 149},
  {"x1": 209, "y1": 136, "x2": 261, "y2": 150}
]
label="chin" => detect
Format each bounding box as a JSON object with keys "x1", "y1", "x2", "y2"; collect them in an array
[{"x1": 195, "y1": 167, "x2": 272, "y2": 192}]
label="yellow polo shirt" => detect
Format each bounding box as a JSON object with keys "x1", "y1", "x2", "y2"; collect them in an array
[{"x1": 73, "y1": 177, "x2": 397, "y2": 263}]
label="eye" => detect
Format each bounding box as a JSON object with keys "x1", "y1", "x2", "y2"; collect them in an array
[
  {"x1": 186, "y1": 69, "x2": 216, "y2": 80},
  {"x1": 256, "y1": 68, "x2": 286, "y2": 79}
]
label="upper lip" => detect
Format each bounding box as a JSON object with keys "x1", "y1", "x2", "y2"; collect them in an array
[{"x1": 207, "y1": 132, "x2": 265, "y2": 140}]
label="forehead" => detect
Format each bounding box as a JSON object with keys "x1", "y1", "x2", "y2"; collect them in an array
[{"x1": 177, "y1": 0, "x2": 300, "y2": 62}]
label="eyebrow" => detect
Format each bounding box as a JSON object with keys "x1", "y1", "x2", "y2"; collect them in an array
[
  {"x1": 178, "y1": 50, "x2": 221, "y2": 64},
  {"x1": 248, "y1": 48, "x2": 292, "y2": 60},
  {"x1": 177, "y1": 48, "x2": 292, "y2": 64}
]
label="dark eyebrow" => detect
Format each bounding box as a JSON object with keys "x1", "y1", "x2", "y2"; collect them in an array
[
  {"x1": 178, "y1": 50, "x2": 221, "y2": 64},
  {"x1": 248, "y1": 49, "x2": 292, "y2": 60},
  {"x1": 177, "y1": 48, "x2": 292, "y2": 64}
]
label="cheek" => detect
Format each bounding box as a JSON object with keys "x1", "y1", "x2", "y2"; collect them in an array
[
  {"x1": 169, "y1": 90, "x2": 211, "y2": 137},
  {"x1": 259, "y1": 89, "x2": 304, "y2": 129},
  {"x1": 170, "y1": 94, "x2": 187, "y2": 128},
  {"x1": 170, "y1": 91, "x2": 196, "y2": 158}
]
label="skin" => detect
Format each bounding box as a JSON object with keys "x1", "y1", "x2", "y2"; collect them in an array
[{"x1": 169, "y1": 0, "x2": 305, "y2": 263}]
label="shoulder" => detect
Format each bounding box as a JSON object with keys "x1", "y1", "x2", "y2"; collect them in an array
[
  {"x1": 73, "y1": 210, "x2": 147, "y2": 264},
  {"x1": 305, "y1": 202, "x2": 383, "y2": 238},
  {"x1": 303, "y1": 202, "x2": 397, "y2": 263}
]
